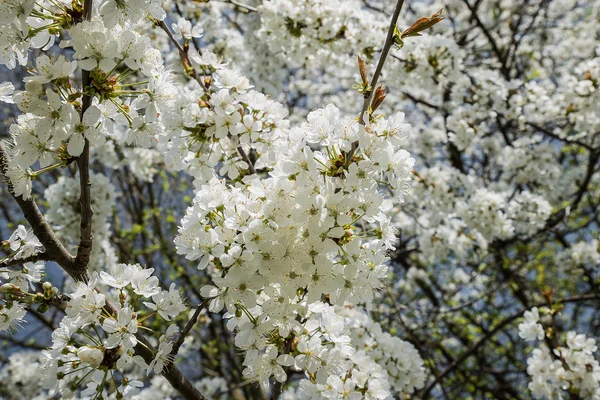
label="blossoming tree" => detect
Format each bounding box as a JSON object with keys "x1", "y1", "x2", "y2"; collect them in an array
[{"x1": 0, "y1": 0, "x2": 599, "y2": 399}]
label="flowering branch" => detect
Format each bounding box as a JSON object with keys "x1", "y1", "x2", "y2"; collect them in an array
[
  {"x1": 345, "y1": 0, "x2": 406, "y2": 165},
  {"x1": 156, "y1": 20, "x2": 209, "y2": 94},
  {"x1": 421, "y1": 293, "x2": 600, "y2": 397},
  {"x1": 156, "y1": 18, "x2": 257, "y2": 175},
  {"x1": 0, "y1": 252, "x2": 47, "y2": 267},
  {"x1": 0, "y1": 143, "x2": 80, "y2": 279},
  {"x1": 101, "y1": 299, "x2": 209, "y2": 400}
]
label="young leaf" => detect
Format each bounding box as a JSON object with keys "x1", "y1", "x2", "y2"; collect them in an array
[{"x1": 401, "y1": 9, "x2": 444, "y2": 39}]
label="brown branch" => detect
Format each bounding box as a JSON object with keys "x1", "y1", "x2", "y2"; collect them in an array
[
  {"x1": 0, "y1": 333, "x2": 48, "y2": 350},
  {"x1": 359, "y1": 0, "x2": 406, "y2": 124},
  {"x1": 218, "y1": 0, "x2": 257, "y2": 12},
  {"x1": 237, "y1": 145, "x2": 256, "y2": 175},
  {"x1": 103, "y1": 299, "x2": 207, "y2": 400},
  {"x1": 0, "y1": 143, "x2": 81, "y2": 279},
  {"x1": 545, "y1": 149, "x2": 599, "y2": 229},
  {"x1": 72, "y1": 0, "x2": 95, "y2": 276},
  {"x1": 170, "y1": 300, "x2": 207, "y2": 358},
  {"x1": 157, "y1": 20, "x2": 209, "y2": 94},
  {"x1": 523, "y1": 120, "x2": 596, "y2": 151},
  {"x1": 462, "y1": 0, "x2": 510, "y2": 78}
]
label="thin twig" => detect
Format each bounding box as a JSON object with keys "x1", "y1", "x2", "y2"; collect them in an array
[
  {"x1": 237, "y1": 146, "x2": 256, "y2": 174},
  {"x1": 157, "y1": 20, "x2": 209, "y2": 95},
  {"x1": 0, "y1": 252, "x2": 47, "y2": 267},
  {"x1": 345, "y1": 0, "x2": 406, "y2": 164},
  {"x1": 462, "y1": 0, "x2": 510, "y2": 78},
  {"x1": 359, "y1": 0, "x2": 406, "y2": 124},
  {"x1": 221, "y1": 0, "x2": 257, "y2": 12}
]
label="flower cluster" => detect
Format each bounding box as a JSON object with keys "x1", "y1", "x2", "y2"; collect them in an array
[
  {"x1": 41, "y1": 266, "x2": 186, "y2": 398},
  {"x1": 3, "y1": 224, "x2": 43, "y2": 260},
  {"x1": 255, "y1": 0, "x2": 386, "y2": 68},
  {"x1": 0, "y1": 351, "x2": 46, "y2": 400},
  {"x1": 175, "y1": 103, "x2": 416, "y2": 390},
  {"x1": 525, "y1": 330, "x2": 600, "y2": 399},
  {"x1": 518, "y1": 307, "x2": 600, "y2": 398},
  {"x1": 0, "y1": 1, "x2": 174, "y2": 199},
  {"x1": 156, "y1": 55, "x2": 290, "y2": 185},
  {"x1": 518, "y1": 307, "x2": 545, "y2": 342},
  {"x1": 0, "y1": 226, "x2": 49, "y2": 333},
  {"x1": 285, "y1": 305, "x2": 427, "y2": 399}
]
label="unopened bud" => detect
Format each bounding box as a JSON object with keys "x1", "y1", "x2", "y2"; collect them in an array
[
  {"x1": 0, "y1": 283, "x2": 20, "y2": 294},
  {"x1": 370, "y1": 85, "x2": 387, "y2": 113},
  {"x1": 78, "y1": 346, "x2": 104, "y2": 369}
]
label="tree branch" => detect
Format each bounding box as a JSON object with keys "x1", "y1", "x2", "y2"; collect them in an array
[
  {"x1": 103, "y1": 299, "x2": 208, "y2": 400},
  {"x1": 72, "y1": 0, "x2": 95, "y2": 276},
  {"x1": 0, "y1": 143, "x2": 80, "y2": 279},
  {"x1": 0, "y1": 252, "x2": 48, "y2": 267},
  {"x1": 170, "y1": 300, "x2": 207, "y2": 358},
  {"x1": 345, "y1": 0, "x2": 406, "y2": 164},
  {"x1": 218, "y1": 0, "x2": 257, "y2": 12},
  {"x1": 462, "y1": 0, "x2": 510, "y2": 78}
]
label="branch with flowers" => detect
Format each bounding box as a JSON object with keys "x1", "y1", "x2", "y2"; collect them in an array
[
  {"x1": 2, "y1": 0, "x2": 599, "y2": 399},
  {"x1": 0, "y1": 0, "x2": 443, "y2": 398}
]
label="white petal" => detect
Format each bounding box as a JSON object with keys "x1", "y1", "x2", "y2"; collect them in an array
[{"x1": 67, "y1": 134, "x2": 85, "y2": 156}]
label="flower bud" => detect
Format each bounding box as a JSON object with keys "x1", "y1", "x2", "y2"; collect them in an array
[
  {"x1": 0, "y1": 284, "x2": 20, "y2": 294},
  {"x1": 78, "y1": 346, "x2": 104, "y2": 369}
]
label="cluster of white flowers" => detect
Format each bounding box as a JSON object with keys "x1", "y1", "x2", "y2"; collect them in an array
[
  {"x1": 0, "y1": 0, "x2": 176, "y2": 200},
  {"x1": 174, "y1": 102, "x2": 417, "y2": 391},
  {"x1": 524, "y1": 330, "x2": 600, "y2": 399},
  {"x1": 41, "y1": 266, "x2": 186, "y2": 398},
  {"x1": 154, "y1": 51, "x2": 290, "y2": 185},
  {"x1": 341, "y1": 306, "x2": 426, "y2": 395},
  {"x1": 3, "y1": 224, "x2": 43, "y2": 260},
  {"x1": 256, "y1": 0, "x2": 386, "y2": 68},
  {"x1": 569, "y1": 240, "x2": 600, "y2": 267},
  {"x1": 266, "y1": 304, "x2": 426, "y2": 400},
  {"x1": 518, "y1": 307, "x2": 545, "y2": 342},
  {"x1": 518, "y1": 307, "x2": 600, "y2": 398},
  {"x1": 0, "y1": 226, "x2": 48, "y2": 333}
]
